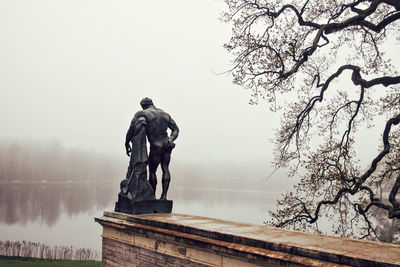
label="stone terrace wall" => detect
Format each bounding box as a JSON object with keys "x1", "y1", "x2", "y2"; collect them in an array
[{"x1": 95, "y1": 212, "x2": 400, "y2": 267}]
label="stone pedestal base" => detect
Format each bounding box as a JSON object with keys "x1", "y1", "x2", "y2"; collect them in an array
[{"x1": 115, "y1": 197, "x2": 172, "y2": 214}]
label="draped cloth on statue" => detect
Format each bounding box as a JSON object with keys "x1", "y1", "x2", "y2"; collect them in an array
[{"x1": 120, "y1": 117, "x2": 155, "y2": 201}]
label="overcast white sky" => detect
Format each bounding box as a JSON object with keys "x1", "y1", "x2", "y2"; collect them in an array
[{"x1": 0, "y1": 0, "x2": 279, "y2": 169}]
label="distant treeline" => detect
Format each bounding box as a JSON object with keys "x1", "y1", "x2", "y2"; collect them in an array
[
  {"x1": 0, "y1": 240, "x2": 100, "y2": 260},
  {"x1": 0, "y1": 139, "x2": 124, "y2": 183},
  {"x1": 0, "y1": 138, "x2": 281, "y2": 191}
]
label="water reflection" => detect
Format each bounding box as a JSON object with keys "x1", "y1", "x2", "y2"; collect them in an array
[
  {"x1": 0, "y1": 183, "x2": 279, "y2": 226},
  {"x1": 0, "y1": 183, "x2": 280, "y2": 251},
  {"x1": 0, "y1": 183, "x2": 118, "y2": 227}
]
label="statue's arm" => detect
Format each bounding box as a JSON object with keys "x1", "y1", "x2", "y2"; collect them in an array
[
  {"x1": 125, "y1": 118, "x2": 135, "y2": 156},
  {"x1": 125, "y1": 119, "x2": 135, "y2": 145},
  {"x1": 168, "y1": 116, "x2": 179, "y2": 143}
]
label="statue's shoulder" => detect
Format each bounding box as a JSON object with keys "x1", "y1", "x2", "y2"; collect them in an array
[
  {"x1": 134, "y1": 110, "x2": 143, "y2": 116},
  {"x1": 134, "y1": 110, "x2": 147, "y2": 119},
  {"x1": 135, "y1": 107, "x2": 169, "y2": 121},
  {"x1": 154, "y1": 107, "x2": 170, "y2": 117}
]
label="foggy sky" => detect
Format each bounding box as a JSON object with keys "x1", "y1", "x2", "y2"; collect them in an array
[
  {"x1": 0, "y1": 0, "x2": 279, "y2": 171},
  {"x1": 2, "y1": 0, "x2": 397, "y2": 182}
]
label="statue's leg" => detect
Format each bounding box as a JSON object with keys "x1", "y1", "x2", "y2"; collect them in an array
[
  {"x1": 160, "y1": 152, "x2": 171, "y2": 200},
  {"x1": 148, "y1": 148, "x2": 161, "y2": 197}
]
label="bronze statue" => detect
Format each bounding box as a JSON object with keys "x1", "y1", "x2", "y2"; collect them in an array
[{"x1": 115, "y1": 97, "x2": 179, "y2": 214}]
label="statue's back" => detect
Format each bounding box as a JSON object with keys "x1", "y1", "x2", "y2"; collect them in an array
[{"x1": 142, "y1": 107, "x2": 170, "y2": 146}]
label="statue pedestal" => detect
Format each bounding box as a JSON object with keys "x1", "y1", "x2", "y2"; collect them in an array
[{"x1": 115, "y1": 197, "x2": 172, "y2": 214}]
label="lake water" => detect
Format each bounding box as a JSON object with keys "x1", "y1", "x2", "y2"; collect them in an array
[{"x1": 0, "y1": 183, "x2": 281, "y2": 252}]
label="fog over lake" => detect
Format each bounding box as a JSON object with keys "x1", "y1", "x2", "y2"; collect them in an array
[{"x1": 0, "y1": 137, "x2": 289, "y2": 252}]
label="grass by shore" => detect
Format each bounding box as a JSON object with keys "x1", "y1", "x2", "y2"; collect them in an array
[{"x1": 0, "y1": 256, "x2": 100, "y2": 267}]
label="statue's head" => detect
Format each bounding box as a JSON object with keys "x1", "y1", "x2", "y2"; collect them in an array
[{"x1": 140, "y1": 97, "x2": 153, "y2": 109}]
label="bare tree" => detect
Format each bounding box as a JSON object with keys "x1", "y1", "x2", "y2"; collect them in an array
[{"x1": 223, "y1": 0, "x2": 400, "y2": 240}]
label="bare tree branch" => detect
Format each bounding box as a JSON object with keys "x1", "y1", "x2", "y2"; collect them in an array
[{"x1": 224, "y1": 0, "x2": 400, "y2": 240}]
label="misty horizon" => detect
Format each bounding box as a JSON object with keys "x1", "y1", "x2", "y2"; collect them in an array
[{"x1": 0, "y1": 137, "x2": 291, "y2": 192}]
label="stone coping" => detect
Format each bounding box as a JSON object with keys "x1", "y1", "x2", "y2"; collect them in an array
[{"x1": 96, "y1": 211, "x2": 400, "y2": 266}]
